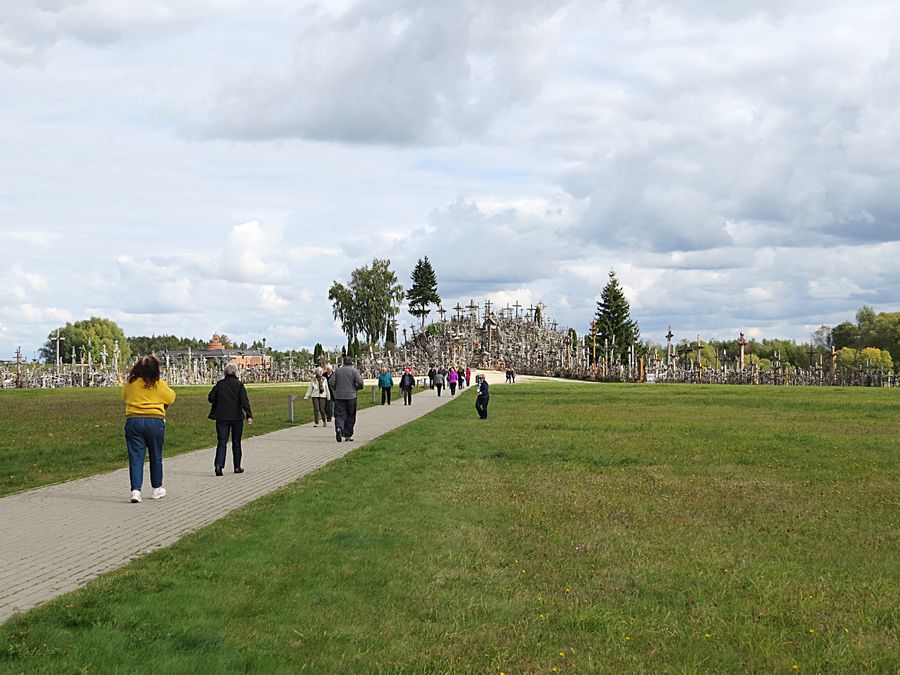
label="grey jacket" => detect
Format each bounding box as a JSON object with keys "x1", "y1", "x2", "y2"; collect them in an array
[{"x1": 332, "y1": 364, "x2": 364, "y2": 399}]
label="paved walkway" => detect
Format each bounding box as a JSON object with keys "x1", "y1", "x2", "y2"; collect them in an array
[{"x1": 0, "y1": 383, "x2": 478, "y2": 624}]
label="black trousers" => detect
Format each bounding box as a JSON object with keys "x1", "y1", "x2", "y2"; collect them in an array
[
  {"x1": 402, "y1": 388, "x2": 412, "y2": 405},
  {"x1": 334, "y1": 398, "x2": 358, "y2": 437},
  {"x1": 325, "y1": 399, "x2": 334, "y2": 422},
  {"x1": 381, "y1": 387, "x2": 392, "y2": 405},
  {"x1": 215, "y1": 419, "x2": 244, "y2": 469},
  {"x1": 476, "y1": 396, "x2": 489, "y2": 419}
]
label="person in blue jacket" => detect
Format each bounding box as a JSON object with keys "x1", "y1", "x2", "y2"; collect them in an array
[{"x1": 378, "y1": 366, "x2": 394, "y2": 405}]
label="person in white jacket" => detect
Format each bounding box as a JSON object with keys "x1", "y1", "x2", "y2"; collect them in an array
[{"x1": 304, "y1": 367, "x2": 332, "y2": 427}]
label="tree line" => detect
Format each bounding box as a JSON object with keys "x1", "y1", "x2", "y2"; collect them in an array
[{"x1": 37, "y1": 266, "x2": 898, "y2": 374}]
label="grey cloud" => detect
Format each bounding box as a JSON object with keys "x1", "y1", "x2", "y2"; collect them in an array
[{"x1": 190, "y1": 0, "x2": 566, "y2": 144}]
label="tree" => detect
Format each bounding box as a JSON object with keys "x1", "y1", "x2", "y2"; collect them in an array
[
  {"x1": 592, "y1": 270, "x2": 640, "y2": 363},
  {"x1": 40, "y1": 317, "x2": 132, "y2": 368},
  {"x1": 328, "y1": 281, "x2": 358, "y2": 351},
  {"x1": 810, "y1": 325, "x2": 832, "y2": 350},
  {"x1": 406, "y1": 256, "x2": 441, "y2": 328},
  {"x1": 329, "y1": 258, "x2": 404, "y2": 348}
]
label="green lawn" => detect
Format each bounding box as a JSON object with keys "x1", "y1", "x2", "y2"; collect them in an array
[
  {"x1": 0, "y1": 384, "x2": 377, "y2": 497},
  {"x1": 1, "y1": 383, "x2": 897, "y2": 672}
]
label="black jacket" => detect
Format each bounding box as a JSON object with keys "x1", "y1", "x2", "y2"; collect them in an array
[{"x1": 208, "y1": 374, "x2": 253, "y2": 421}]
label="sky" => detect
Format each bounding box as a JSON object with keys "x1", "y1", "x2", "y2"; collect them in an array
[{"x1": 1, "y1": 0, "x2": 899, "y2": 359}]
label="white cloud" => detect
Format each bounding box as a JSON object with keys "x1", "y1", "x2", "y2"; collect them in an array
[{"x1": 1, "y1": 0, "x2": 899, "y2": 356}]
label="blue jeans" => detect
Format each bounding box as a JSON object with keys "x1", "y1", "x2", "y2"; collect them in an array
[
  {"x1": 215, "y1": 419, "x2": 244, "y2": 469},
  {"x1": 125, "y1": 417, "x2": 166, "y2": 491}
]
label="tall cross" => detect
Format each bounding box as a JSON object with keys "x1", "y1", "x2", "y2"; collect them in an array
[
  {"x1": 484, "y1": 299, "x2": 492, "y2": 317},
  {"x1": 467, "y1": 299, "x2": 478, "y2": 320},
  {"x1": 453, "y1": 303, "x2": 463, "y2": 320},
  {"x1": 527, "y1": 304, "x2": 536, "y2": 321},
  {"x1": 15, "y1": 345, "x2": 23, "y2": 388},
  {"x1": 53, "y1": 329, "x2": 66, "y2": 370},
  {"x1": 438, "y1": 305, "x2": 447, "y2": 321},
  {"x1": 513, "y1": 301, "x2": 521, "y2": 318}
]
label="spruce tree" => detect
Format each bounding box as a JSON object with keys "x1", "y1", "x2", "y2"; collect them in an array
[
  {"x1": 593, "y1": 269, "x2": 640, "y2": 363},
  {"x1": 407, "y1": 256, "x2": 441, "y2": 328}
]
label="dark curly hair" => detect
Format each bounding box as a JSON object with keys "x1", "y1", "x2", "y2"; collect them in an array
[{"x1": 128, "y1": 355, "x2": 161, "y2": 388}]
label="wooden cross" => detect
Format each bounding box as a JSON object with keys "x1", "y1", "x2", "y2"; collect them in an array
[
  {"x1": 53, "y1": 329, "x2": 66, "y2": 369},
  {"x1": 484, "y1": 299, "x2": 492, "y2": 317},
  {"x1": 513, "y1": 301, "x2": 521, "y2": 318},
  {"x1": 438, "y1": 305, "x2": 446, "y2": 321},
  {"x1": 453, "y1": 303, "x2": 463, "y2": 320}
]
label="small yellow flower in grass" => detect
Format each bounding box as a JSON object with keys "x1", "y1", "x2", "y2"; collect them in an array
[
  {"x1": 791, "y1": 664, "x2": 799, "y2": 671},
  {"x1": 559, "y1": 651, "x2": 565, "y2": 656},
  {"x1": 625, "y1": 635, "x2": 633, "y2": 641},
  {"x1": 808, "y1": 629, "x2": 815, "y2": 634},
  {"x1": 540, "y1": 614, "x2": 545, "y2": 620},
  {"x1": 565, "y1": 587, "x2": 571, "y2": 593},
  {"x1": 843, "y1": 627, "x2": 848, "y2": 633},
  {"x1": 704, "y1": 633, "x2": 711, "y2": 639},
  {"x1": 552, "y1": 668, "x2": 558, "y2": 673}
]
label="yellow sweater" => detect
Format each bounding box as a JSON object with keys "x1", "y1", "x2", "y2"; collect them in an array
[{"x1": 122, "y1": 378, "x2": 176, "y2": 418}]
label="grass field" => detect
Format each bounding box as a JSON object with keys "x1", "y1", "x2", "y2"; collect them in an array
[
  {"x1": 0, "y1": 383, "x2": 377, "y2": 497},
  {"x1": 1, "y1": 382, "x2": 898, "y2": 672}
]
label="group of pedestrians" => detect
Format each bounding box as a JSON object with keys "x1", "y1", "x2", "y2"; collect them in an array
[
  {"x1": 427, "y1": 365, "x2": 470, "y2": 396},
  {"x1": 121, "y1": 355, "x2": 491, "y2": 503}
]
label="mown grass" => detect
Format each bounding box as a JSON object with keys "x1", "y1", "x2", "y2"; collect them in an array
[
  {"x1": 0, "y1": 384, "x2": 377, "y2": 497},
  {"x1": 1, "y1": 382, "x2": 897, "y2": 673}
]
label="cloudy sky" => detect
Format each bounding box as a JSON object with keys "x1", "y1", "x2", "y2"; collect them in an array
[{"x1": 2, "y1": 0, "x2": 899, "y2": 359}]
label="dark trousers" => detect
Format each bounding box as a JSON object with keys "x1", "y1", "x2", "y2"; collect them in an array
[
  {"x1": 334, "y1": 398, "x2": 358, "y2": 437},
  {"x1": 449, "y1": 382, "x2": 457, "y2": 396},
  {"x1": 436, "y1": 384, "x2": 443, "y2": 396},
  {"x1": 381, "y1": 387, "x2": 392, "y2": 405},
  {"x1": 476, "y1": 396, "x2": 489, "y2": 419},
  {"x1": 325, "y1": 399, "x2": 334, "y2": 422},
  {"x1": 402, "y1": 388, "x2": 412, "y2": 405},
  {"x1": 311, "y1": 397, "x2": 327, "y2": 423},
  {"x1": 215, "y1": 419, "x2": 244, "y2": 469}
]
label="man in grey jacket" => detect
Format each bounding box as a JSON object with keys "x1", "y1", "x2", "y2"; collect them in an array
[{"x1": 332, "y1": 356, "x2": 364, "y2": 442}]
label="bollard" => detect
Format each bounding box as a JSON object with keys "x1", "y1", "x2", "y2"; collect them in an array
[
  {"x1": 287, "y1": 394, "x2": 298, "y2": 422},
  {"x1": 371, "y1": 385, "x2": 376, "y2": 404}
]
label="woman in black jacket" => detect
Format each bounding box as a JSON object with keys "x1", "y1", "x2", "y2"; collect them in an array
[{"x1": 208, "y1": 363, "x2": 253, "y2": 475}]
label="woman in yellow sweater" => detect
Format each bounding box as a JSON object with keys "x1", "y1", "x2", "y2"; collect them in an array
[{"x1": 121, "y1": 355, "x2": 176, "y2": 503}]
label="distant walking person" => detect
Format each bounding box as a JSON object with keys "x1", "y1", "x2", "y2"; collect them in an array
[
  {"x1": 434, "y1": 367, "x2": 446, "y2": 397},
  {"x1": 465, "y1": 367, "x2": 471, "y2": 387},
  {"x1": 475, "y1": 374, "x2": 490, "y2": 419},
  {"x1": 208, "y1": 363, "x2": 253, "y2": 476},
  {"x1": 122, "y1": 355, "x2": 176, "y2": 503},
  {"x1": 324, "y1": 364, "x2": 336, "y2": 423},
  {"x1": 333, "y1": 356, "x2": 364, "y2": 442},
  {"x1": 447, "y1": 367, "x2": 459, "y2": 396},
  {"x1": 399, "y1": 367, "x2": 415, "y2": 405},
  {"x1": 457, "y1": 365, "x2": 465, "y2": 390},
  {"x1": 304, "y1": 367, "x2": 331, "y2": 426},
  {"x1": 428, "y1": 365, "x2": 436, "y2": 389},
  {"x1": 378, "y1": 366, "x2": 394, "y2": 405}
]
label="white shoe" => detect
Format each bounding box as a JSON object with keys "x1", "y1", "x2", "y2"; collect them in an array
[
  {"x1": 130, "y1": 490, "x2": 142, "y2": 503},
  {"x1": 314, "y1": 422, "x2": 319, "y2": 427},
  {"x1": 151, "y1": 487, "x2": 166, "y2": 500}
]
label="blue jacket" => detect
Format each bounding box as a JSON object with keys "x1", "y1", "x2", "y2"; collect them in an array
[{"x1": 378, "y1": 371, "x2": 394, "y2": 388}]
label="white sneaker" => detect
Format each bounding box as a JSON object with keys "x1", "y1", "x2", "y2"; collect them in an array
[
  {"x1": 151, "y1": 487, "x2": 166, "y2": 500},
  {"x1": 130, "y1": 490, "x2": 142, "y2": 503}
]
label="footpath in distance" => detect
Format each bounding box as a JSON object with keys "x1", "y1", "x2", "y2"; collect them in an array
[{"x1": 0, "y1": 383, "x2": 463, "y2": 624}]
